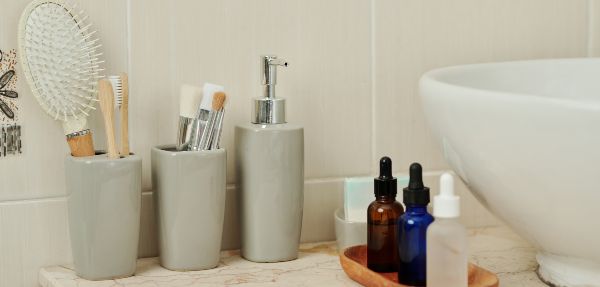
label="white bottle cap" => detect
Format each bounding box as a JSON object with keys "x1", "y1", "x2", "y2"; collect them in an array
[
  {"x1": 179, "y1": 84, "x2": 203, "y2": 118},
  {"x1": 433, "y1": 173, "x2": 460, "y2": 218}
]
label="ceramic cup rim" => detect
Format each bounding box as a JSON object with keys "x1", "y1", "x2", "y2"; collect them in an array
[
  {"x1": 153, "y1": 144, "x2": 226, "y2": 155},
  {"x1": 66, "y1": 150, "x2": 141, "y2": 163}
]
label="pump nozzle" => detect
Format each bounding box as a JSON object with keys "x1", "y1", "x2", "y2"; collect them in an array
[
  {"x1": 262, "y1": 55, "x2": 288, "y2": 92},
  {"x1": 254, "y1": 55, "x2": 288, "y2": 124}
]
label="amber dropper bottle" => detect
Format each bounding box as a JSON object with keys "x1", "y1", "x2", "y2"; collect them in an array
[{"x1": 367, "y1": 156, "x2": 405, "y2": 272}]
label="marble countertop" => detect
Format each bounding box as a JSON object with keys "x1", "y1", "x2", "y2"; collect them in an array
[{"x1": 40, "y1": 226, "x2": 547, "y2": 287}]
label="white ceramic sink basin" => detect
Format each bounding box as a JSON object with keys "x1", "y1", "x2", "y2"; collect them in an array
[{"x1": 420, "y1": 58, "x2": 600, "y2": 287}]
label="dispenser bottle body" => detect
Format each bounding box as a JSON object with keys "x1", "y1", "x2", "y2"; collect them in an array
[
  {"x1": 367, "y1": 198, "x2": 403, "y2": 272},
  {"x1": 426, "y1": 218, "x2": 468, "y2": 287},
  {"x1": 236, "y1": 123, "x2": 304, "y2": 262}
]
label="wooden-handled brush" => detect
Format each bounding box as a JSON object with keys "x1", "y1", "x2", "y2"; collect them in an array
[
  {"x1": 119, "y1": 73, "x2": 130, "y2": 156},
  {"x1": 210, "y1": 92, "x2": 227, "y2": 150},
  {"x1": 108, "y1": 73, "x2": 130, "y2": 157},
  {"x1": 199, "y1": 92, "x2": 227, "y2": 150},
  {"x1": 66, "y1": 131, "x2": 95, "y2": 157},
  {"x1": 212, "y1": 92, "x2": 226, "y2": 112},
  {"x1": 98, "y1": 79, "x2": 119, "y2": 159}
]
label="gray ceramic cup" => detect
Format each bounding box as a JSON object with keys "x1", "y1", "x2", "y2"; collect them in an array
[
  {"x1": 66, "y1": 152, "x2": 142, "y2": 280},
  {"x1": 151, "y1": 145, "x2": 227, "y2": 271}
]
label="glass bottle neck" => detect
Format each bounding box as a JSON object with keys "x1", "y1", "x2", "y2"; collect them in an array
[
  {"x1": 405, "y1": 205, "x2": 428, "y2": 213},
  {"x1": 375, "y1": 195, "x2": 396, "y2": 202}
]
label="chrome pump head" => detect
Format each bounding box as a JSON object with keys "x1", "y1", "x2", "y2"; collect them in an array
[{"x1": 253, "y1": 55, "x2": 288, "y2": 124}]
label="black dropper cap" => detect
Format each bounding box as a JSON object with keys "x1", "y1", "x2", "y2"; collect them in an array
[
  {"x1": 374, "y1": 156, "x2": 397, "y2": 197},
  {"x1": 403, "y1": 163, "x2": 430, "y2": 205}
]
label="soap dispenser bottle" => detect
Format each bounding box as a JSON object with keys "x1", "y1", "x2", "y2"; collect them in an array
[
  {"x1": 235, "y1": 55, "x2": 304, "y2": 263},
  {"x1": 427, "y1": 173, "x2": 468, "y2": 287},
  {"x1": 367, "y1": 157, "x2": 404, "y2": 272},
  {"x1": 397, "y1": 163, "x2": 434, "y2": 286}
]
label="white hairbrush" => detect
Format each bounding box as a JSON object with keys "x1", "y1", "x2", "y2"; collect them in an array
[{"x1": 18, "y1": 0, "x2": 103, "y2": 157}]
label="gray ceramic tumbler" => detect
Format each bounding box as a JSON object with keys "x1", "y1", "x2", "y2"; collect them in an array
[
  {"x1": 66, "y1": 153, "x2": 142, "y2": 280},
  {"x1": 151, "y1": 145, "x2": 227, "y2": 271}
]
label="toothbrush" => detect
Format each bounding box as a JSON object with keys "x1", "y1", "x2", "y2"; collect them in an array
[
  {"x1": 98, "y1": 79, "x2": 119, "y2": 159},
  {"x1": 109, "y1": 74, "x2": 130, "y2": 157},
  {"x1": 119, "y1": 73, "x2": 130, "y2": 156}
]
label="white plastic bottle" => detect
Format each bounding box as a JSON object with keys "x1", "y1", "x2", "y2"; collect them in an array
[{"x1": 426, "y1": 173, "x2": 468, "y2": 287}]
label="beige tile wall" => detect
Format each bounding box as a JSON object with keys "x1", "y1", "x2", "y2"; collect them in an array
[
  {"x1": 0, "y1": 198, "x2": 71, "y2": 287},
  {"x1": 0, "y1": 2, "x2": 128, "y2": 286},
  {"x1": 128, "y1": 0, "x2": 373, "y2": 188},
  {"x1": 0, "y1": 0, "x2": 128, "y2": 201},
  {"x1": 373, "y1": 0, "x2": 589, "y2": 173},
  {"x1": 589, "y1": 0, "x2": 600, "y2": 56},
  {"x1": 0, "y1": 0, "x2": 594, "y2": 286}
]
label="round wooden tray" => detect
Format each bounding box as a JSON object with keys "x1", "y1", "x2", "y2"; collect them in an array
[{"x1": 340, "y1": 245, "x2": 499, "y2": 287}]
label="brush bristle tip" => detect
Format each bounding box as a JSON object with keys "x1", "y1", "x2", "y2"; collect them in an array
[{"x1": 212, "y1": 92, "x2": 227, "y2": 110}]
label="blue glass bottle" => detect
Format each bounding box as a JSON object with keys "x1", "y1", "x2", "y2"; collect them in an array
[{"x1": 397, "y1": 163, "x2": 434, "y2": 286}]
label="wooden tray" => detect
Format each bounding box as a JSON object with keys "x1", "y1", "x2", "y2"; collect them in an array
[{"x1": 340, "y1": 245, "x2": 499, "y2": 287}]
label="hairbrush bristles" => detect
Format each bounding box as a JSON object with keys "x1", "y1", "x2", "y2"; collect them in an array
[{"x1": 19, "y1": 0, "x2": 103, "y2": 122}]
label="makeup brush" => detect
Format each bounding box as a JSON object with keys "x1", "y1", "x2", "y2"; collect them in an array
[
  {"x1": 190, "y1": 83, "x2": 224, "y2": 151},
  {"x1": 210, "y1": 107, "x2": 226, "y2": 150},
  {"x1": 209, "y1": 92, "x2": 226, "y2": 150},
  {"x1": 212, "y1": 92, "x2": 226, "y2": 112},
  {"x1": 98, "y1": 79, "x2": 119, "y2": 159},
  {"x1": 199, "y1": 92, "x2": 226, "y2": 150},
  {"x1": 177, "y1": 85, "x2": 202, "y2": 151}
]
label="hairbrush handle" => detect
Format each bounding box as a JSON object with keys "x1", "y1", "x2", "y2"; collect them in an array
[
  {"x1": 66, "y1": 130, "x2": 95, "y2": 157},
  {"x1": 120, "y1": 73, "x2": 130, "y2": 157},
  {"x1": 99, "y1": 79, "x2": 119, "y2": 159}
]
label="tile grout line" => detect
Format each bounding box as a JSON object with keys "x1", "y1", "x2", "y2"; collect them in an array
[
  {"x1": 2, "y1": 170, "x2": 458, "y2": 203},
  {"x1": 126, "y1": 0, "x2": 132, "y2": 77},
  {"x1": 0, "y1": 170, "x2": 459, "y2": 202},
  {"x1": 588, "y1": 0, "x2": 594, "y2": 56},
  {"x1": 0, "y1": 196, "x2": 66, "y2": 207},
  {"x1": 146, "y1": 170, "x2": 454, "y2": 193},
  {"x1": 369, "y1": 0, "x2": 377, "y2": 175},
  {"x1": 1, "y1": 171, "x2": 460, "y2": 206},
  {"x1": 126, "y1": 0, "x2": 135, "y2": 150}
]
